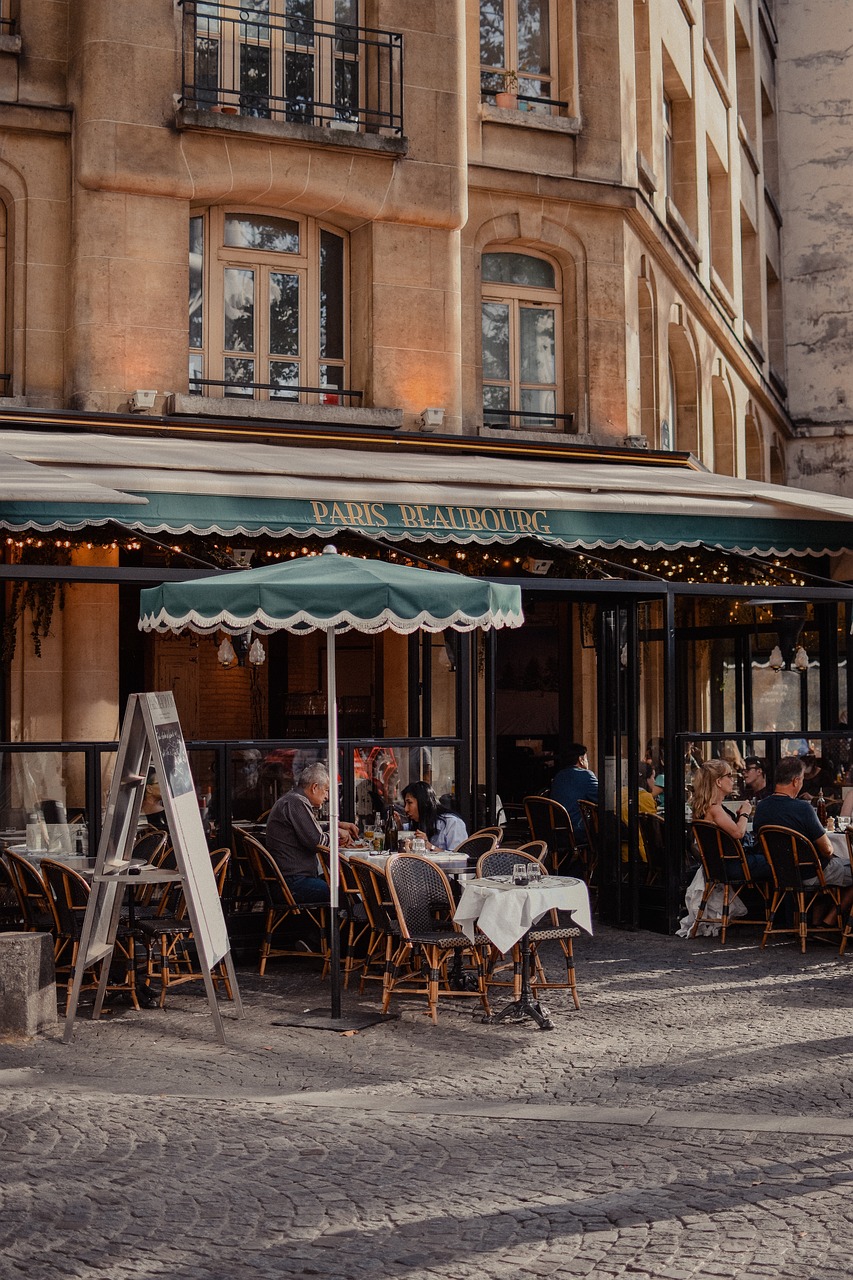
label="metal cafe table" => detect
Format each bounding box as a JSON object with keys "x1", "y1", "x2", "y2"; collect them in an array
[{"x1": 454, "y1": 874, "x2": 593, "y2": 1029}]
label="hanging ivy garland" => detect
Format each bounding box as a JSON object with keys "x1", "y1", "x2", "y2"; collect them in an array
[{"x1": 1, "y1": 543, "x2": 72, "y2": 662}]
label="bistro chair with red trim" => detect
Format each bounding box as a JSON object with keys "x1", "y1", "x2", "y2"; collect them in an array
[{"x1": 0, "y1": 851, "x2": 25, "y2": 929}]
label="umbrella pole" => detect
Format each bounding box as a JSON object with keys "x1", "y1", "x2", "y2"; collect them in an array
[{"x1": 326, "y1": 627, "x2": 342, "y2": 1019}]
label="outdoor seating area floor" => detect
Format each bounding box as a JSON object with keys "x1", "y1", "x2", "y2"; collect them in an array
[{"x1": 4, "y1": 924, "x2": 853, "y2": 1279}]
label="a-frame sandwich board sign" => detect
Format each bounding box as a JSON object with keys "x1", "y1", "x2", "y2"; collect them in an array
[{"x1": 63, "y1": 692, "x2": 242, "y2": 1044}]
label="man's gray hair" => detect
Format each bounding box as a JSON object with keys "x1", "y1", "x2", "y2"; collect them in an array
[{"x1": 299, "y1": 761, "x2": 330, "y2": 789}]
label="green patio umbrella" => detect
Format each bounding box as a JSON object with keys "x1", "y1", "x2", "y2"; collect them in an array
[{"x1": 139, "y1": 545, "x2": 524, "y2": 1026}]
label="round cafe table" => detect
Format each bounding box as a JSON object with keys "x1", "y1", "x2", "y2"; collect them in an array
[{"x1": 454, "y1": 875, "x2": 593, "y2": 1030}]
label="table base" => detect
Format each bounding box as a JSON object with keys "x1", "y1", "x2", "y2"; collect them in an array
[
  {"x1": 482, "y1": 929, "x2": 555, "y2": 1031},
  {"x1": 484, "y1": 993, "x2": 554, "y2": 1031}
]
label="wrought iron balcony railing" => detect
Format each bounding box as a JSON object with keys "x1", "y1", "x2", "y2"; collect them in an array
[{"x1": 179, "y1": 1, "x2": 404, "y2": 138}]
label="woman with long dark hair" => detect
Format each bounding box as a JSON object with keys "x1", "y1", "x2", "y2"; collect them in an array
[{"x1": 401, "y1": 781, "x2": 468, "y2": 851}]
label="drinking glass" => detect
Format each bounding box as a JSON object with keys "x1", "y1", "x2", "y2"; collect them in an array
[
  {"x1": 512, "y1": 862, "x2": 528, "y2": 885},
  {"x1": 527, "y1": 862, "x2": 542, "y2": 885}
]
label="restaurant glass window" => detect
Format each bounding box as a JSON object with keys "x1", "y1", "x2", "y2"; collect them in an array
[
  {"x1": 481, "y1": 250, "x2": 562, "y2": 430},
  {"x1": 189, "y1": 208, "x2": 347, "y2": 402},
  {"x1": 0, "y1": 748, "x2": 93, "y2": 854}
]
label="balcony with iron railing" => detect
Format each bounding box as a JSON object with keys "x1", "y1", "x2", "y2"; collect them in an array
[{"x1": 178, "y1": 0, "x2": 404, "y2": 139}]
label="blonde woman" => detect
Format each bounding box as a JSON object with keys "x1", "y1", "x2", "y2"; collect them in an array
[{"x1": 692, "y1": 759, "x2": 770, "y2": 881}]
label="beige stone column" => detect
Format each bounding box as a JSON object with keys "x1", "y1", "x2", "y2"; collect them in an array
[{"x1": 62, "y1": 546, "x2": 120, "y2": 744}]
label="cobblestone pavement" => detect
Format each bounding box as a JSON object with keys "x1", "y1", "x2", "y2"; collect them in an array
[{"x1": 3, "y1": 924, "x2": 853, "y2": 1278}]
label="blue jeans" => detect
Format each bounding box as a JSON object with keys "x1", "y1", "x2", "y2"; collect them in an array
[{"x1": 284, "y1": 874, "x2": 330, "y2": 904}]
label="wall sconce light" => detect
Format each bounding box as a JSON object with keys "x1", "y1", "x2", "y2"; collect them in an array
[
  {"x1": 248, "y1": 637, "x2": 266, "y2": 666},
  {"x1": 230, "y1": 548, "x2": 254, "y2": 568},
  {"x1": 792, "y1": 644, "x2": 810, "y2": 673},
  {"x1": 768, "y1": 644, "x2": 785, "y2": 672},
  {"x1": 129, "y1": 389, "x2": 157, "y2": 413},
  {"x1": 418, "y1": 407, "x2": 445, "y2": 431},
  {"x1": 217, "y1": 636, "x2": 237, "y2": 666}
]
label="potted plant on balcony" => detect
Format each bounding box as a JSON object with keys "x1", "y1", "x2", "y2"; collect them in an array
[{"x1": 495, "y1": 70, "x2": 519, "y2": 110}]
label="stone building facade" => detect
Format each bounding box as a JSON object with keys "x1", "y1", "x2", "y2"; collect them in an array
[{"x1": 0, "y1": 0, "x2": 849, "y2": 750}]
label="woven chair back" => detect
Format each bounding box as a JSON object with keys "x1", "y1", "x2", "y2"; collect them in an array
[
  {"x1": 524, "y1": 796, "x2": 576, "y2": 850},
  {"x1": 170, "y1": 848, "x2": 231, "y2": 921},
  {"x1": 385, "y1": 853, "x2": 456, "y2": 938},
  {"x1": 467, "y1": 826, "x2": 503, "y2": 845},
  {"x1": 348, "y1": 857, "x2": 395, "y2": 932},
  {"x1": 5, "y1": 848, "x2": 57, "y2": 930},
  {"x1": 453, "y1": 833, "x2": 498, "y2": 866},
  {"x1": 41, "y1": 858, "x2": 90, "y2": 940},
  {"x1": 847, "y1": 827, "x2": 853, "y2": 871},
  {"x1": 132, "y1": 831, "x2": 168, "y2": 863},
  {"x1": 757, "y1": 825, "x2": 824, "y2": 891},
  {"x1": 477, "y1": 847, "x2": 544, "y2": 879},
  {"x1": 241, "y1": 832, "x2": 298, "y2": 907},
  {"x1": 691, "y1": 821, "x2": 748, "y2": 883}
]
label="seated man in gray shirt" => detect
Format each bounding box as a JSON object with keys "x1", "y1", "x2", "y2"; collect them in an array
[{"x1": 265, "y1": 762, "x2": 358, "y2": 903}]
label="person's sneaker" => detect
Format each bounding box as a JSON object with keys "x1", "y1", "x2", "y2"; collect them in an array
[{"x1": 137, "y1": 984, "x2": 160, "y2": 1008}]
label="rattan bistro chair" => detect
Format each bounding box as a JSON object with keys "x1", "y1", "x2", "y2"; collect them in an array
[
  {"x1": 690, "y1": 821, "x2": 768, "y2": 943},
  {"x1": 4, "y1": 848, "x2": 58, "y2": 933},
  {"x1": 136, "y1": 848, "x2": 233, "y2": 1006},
  {"x1": 524, "y1": 796, "x2": 578, "y2": 875},
  {"x1": 757, "y1": 825, "x2": 842, "y2": 953},
  {"x1": 0, "y1": 851, "x2": 25, "y2": 929},
  {"x1": 453, "y1": 833, "x2": 499, "y2": 869},
  {"x1": 477, "y1": 847, "x2": 581, "y2": 1009},
  {"x1": 241, "y1": 832, "x2": 328, "y2": 973},
  {"x1": 382, "y1": 853, "x2": 491, "y2": 1023},
  {"x1": 41, "y1": 857, "x2": 138, "y2": 1011},
  {"x1": 317, "y1": 848, "x2": 371, "y2": 989},
  {"x1": 347, "y1": 856, "x2": 403, "y2": 993}
]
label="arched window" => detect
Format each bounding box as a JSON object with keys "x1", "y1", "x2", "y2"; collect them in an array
[
  {"x1": 189, "y1": 209, "x2": 347, "y2": 403},
  {"x1": 711, "y1": 373, "x2": 735, "y2": 475},
  {"x1": 667, "y1": 324, "x2": 699, "y2": 457},
  {"x1": 481, "y1": 250, "x2": 563, "y2": 430},
  {"x1": 744, "y1": 409, "x2": 764, "y2": 481},
  {"x1": 638, "y1": 274, "x2": 658, "y2": 445}
]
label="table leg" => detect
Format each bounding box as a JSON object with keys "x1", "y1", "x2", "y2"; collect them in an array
[{"x1": 483, "y1": 930, "x2": 555, "y2": 1030}]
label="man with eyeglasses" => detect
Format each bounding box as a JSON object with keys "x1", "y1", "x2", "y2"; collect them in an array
[{"x1": 265, "y1": 761, "x2": 358, "y2": 903}]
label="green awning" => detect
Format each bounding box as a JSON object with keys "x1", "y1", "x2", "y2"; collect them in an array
[{"x1": 4, "y1": 490, "x2": 853, "y2": 557}]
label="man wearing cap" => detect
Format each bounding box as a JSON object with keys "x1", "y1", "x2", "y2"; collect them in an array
[{"x1": 743, "y1": 757, "x2": 770, "y2": 804}]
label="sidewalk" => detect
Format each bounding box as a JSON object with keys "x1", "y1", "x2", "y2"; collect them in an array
[{"x1": 3, "y1": 924, "x2": 853, "y2": 1278}]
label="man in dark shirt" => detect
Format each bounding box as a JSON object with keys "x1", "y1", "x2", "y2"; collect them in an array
[
  {"x1": 265, "y1": 762, "x2": 358, "y2": 903},
  {"x1": 551, "y1": 743, "x2": 599, "y2": 847},
  {"x1": 743, "y1": 756, "x2": 770, "y2": 804},
  {"x1": 753, "y1": 756, "x2": 852, "y2": 900}
]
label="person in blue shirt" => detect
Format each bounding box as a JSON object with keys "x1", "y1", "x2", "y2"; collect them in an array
[
  {"x1": 550, "y1": 743, "x2": 599, "y2": 846},
  {"x1": 401, "y1": 781, "x2": 468, "y2": 851}
]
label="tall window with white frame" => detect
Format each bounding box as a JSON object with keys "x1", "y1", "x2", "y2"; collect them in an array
[
  {"x1": 481, "y1": 250, "x2": 563, "y2": 431},
  {"x1": 479, "y1": 0, "x2": 558, "y2": 113},
  {"x1": 189, "y1": 209, "x2": 347, "y2": 403}
]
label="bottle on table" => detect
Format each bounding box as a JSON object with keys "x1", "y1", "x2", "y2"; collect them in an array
[
  {"x1": 816, "y1": 789, "x2": 828, "y2": 828},
  {"x1": 383, "y1": 809, "x2": 398, "y2": 853}
]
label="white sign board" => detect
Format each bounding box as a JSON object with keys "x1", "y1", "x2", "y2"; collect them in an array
[{"x1": 63, "y1": 693, "x2": 241, "y2": 1044}]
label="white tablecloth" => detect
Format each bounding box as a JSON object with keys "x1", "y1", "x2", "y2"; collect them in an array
[
  {"x1": 453, "y1": 876, "x2": 593, "y2": 953},
  {"x1": 344, "y1": 848, "x2": 470, "y2": 875}
]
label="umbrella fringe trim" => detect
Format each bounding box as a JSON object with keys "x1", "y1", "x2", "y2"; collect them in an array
[{"x1": 139, "y1": 606, "x2": 524, "y2": 635}]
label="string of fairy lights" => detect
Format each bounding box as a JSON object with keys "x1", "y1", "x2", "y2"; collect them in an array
[{"x1": 0, "y1": 530, "x2": 822, "y2": 590}]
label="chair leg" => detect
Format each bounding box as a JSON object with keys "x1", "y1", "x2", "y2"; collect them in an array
[
  {"x1": 426, "y1": 947, "x2": 440, "y2": 1023},
  {"x1": 690, "y1": 882, "x2": 714, "y2": 937}
]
